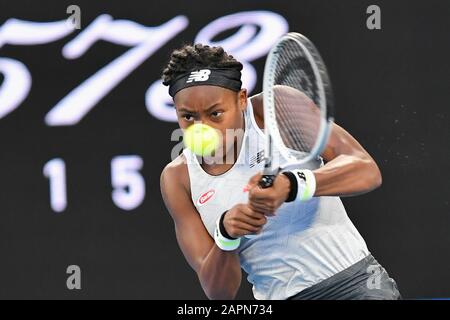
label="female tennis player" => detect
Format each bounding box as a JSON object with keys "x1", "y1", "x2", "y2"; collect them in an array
[{"x1": 159, "y1": 44, "x2": 401, "y2": 300}]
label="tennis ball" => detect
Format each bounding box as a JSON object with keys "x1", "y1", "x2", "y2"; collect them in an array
[{"x1": 183, "y1": 123, "x2": 220, "y2": 157}]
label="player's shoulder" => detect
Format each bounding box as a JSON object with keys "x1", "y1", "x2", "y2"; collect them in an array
[
  {"x1": 249, "y1": 93, "x2": 264, "y2": 129},
  {"x1": 250, "y1": 92, "x2": 263, "y2": 108},
  {"x1": 160, "y1": 153, "x2": 197, "y2": 221},
  {"x1": 160, "y1": 152, "x2": 190, "y2": 193}
]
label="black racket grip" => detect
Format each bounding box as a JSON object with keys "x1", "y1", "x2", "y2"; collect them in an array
[{"x1": 259, "y1": 174, "x2": 276, "y2": 188}]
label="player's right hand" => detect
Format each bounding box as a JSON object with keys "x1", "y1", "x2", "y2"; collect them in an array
[{"x1": 223, "y1": 204, "x2": 268, "y2": 238}]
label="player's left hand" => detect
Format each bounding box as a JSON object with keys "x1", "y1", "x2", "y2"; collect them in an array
[{"x1": 246, "y1": 172, "x2": 291, "y2": 216}]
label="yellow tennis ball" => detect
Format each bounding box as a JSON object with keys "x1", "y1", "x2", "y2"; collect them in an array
[{"x1": 184, "y1": 123, "x2": 220, "y2": 157}]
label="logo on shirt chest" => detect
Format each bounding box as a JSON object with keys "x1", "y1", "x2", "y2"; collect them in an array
[
  {"x1": 249, "y1": 150, "x2": 264, "y2": 168},
  {"x1": 197, "y1": 189, "x2": 215, "y2": 206}
]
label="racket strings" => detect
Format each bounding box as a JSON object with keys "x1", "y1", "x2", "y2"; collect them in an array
[
  {"x1": 272, "y1": 38, "x2": 321, "y2": 154},
  {"x1": 273, "y1": 42, "x2": 308, "y2": 152}
]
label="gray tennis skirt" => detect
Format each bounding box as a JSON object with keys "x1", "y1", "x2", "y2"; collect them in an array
[{"x1": 287, "y1": 254, "x2": 402, "y2": 300}]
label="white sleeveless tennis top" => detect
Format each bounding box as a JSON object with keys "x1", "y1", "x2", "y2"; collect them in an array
[{"x1": 183, "y1": 98, "x2": 369, "y2": 300}]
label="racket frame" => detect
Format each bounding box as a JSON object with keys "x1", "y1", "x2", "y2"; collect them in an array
[{"x1": 261, "y1": 32, "x2": 334, "y2": 186}]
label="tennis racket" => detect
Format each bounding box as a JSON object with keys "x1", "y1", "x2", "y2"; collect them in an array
[{"x1": 259, "y1": 32, "x2": 335, "y2": 188}]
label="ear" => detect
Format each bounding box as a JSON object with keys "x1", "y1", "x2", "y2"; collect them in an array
[{"x1": 238, "y1": 88, "x2": 248, "y2": 111}]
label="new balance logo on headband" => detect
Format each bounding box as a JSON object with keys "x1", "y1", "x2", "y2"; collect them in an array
[
  {"x1": 187, "y1": 69, "x2": 211, "y2": 83},
  {"x1": 168, "y1": 68, "x2": 241, "y2": 97}
]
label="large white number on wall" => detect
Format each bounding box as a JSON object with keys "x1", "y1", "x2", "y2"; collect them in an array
[
  {"x1": 1, "y1": 12, "x2": 288, "y2": 124},
  {"x1": 146, "y1": 10, "x2": 288, "y2": 122},
  {"x1": 0, "y1": 19, "x2": 75, "y2": 120},
  {"x1": 43, "y1": 158, "x2": 67, "y2": 213},
  {"x1": 0, "y1": 18, "x2": 74, "y2": 48},
  {"x1": 0, "y1": 57, "x2": 32, "y2": 119},
  {"x1": 45, "y1": 15, "x2": 188, "y2": 126},
  {"x1": 195, "y1": 10, "x2": 288, "y2": 92},
  {"x1": 111, "y1": 155, "x2": 145, "y2": 211}
]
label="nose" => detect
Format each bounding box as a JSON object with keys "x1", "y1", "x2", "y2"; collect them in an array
[{"x1": 194, "y1": 117, "x2": 214, "y2": 128}]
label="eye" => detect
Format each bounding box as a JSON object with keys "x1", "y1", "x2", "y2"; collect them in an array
[
  {"x1": 182, "y1": 114, "x2": 194, "y2": 121},
  {"x1": 211, "y1": 110, "x2": 223, "y2": 118}
]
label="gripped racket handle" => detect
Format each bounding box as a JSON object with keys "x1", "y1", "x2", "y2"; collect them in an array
[
  {"x1": 259, "y1": 135, "x2": 278, "y2": 189},
  {"x1": 259, "y1": 174, "x2": 276, "y2": 188},
  {"x1": 258, "y1": 159, "x2": 279, "y2": 188}
]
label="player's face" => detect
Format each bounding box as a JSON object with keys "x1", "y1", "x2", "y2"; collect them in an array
[{"x1": 174, "y1": 85, "x2": 248, "y2": 157}]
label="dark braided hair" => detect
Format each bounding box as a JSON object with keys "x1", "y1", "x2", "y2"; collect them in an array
[{"x1": 162, "y1": 43, "x2": 243, "y2": 86}]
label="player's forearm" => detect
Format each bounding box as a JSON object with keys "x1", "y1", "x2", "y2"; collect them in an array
[
  {"x1": 313, "y1": 154, "x2": 382, "y2": 197},
  {"x1": 198, "y1": 244, "x2": 241, "y2": 300}
]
